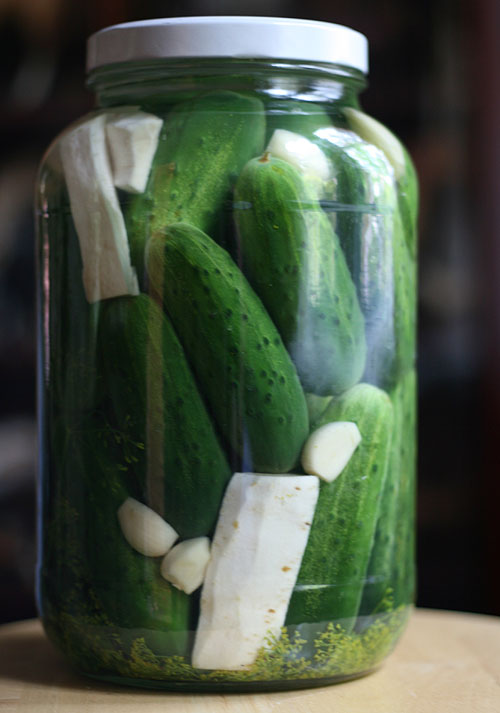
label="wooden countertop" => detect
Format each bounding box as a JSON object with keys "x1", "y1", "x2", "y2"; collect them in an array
[{"x1": 0, "y1": 609, "x2": 499, "y2": 712}]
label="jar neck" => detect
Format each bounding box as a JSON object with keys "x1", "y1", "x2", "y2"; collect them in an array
[{"x1": 87, "y1": 58, "x2": 367, "y2": 113}]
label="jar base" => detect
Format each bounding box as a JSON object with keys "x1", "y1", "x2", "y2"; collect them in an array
[{"x1": 82, "y1": 666, "x2": 379, "y2": 693}]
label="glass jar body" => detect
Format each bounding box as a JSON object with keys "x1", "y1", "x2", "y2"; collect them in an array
[{"x1": 36, "y1": 58, "x2": 417, "y2": 691}]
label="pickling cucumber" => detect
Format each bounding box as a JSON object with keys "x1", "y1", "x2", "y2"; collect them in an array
[
  {"x1": 98, "y1": 293, "x2": 232, "y2": 538},
  {"x1": 147, "y1": 222, "x2": 309, "y2": 473},
  {"x1": 344, "y1": 107, "x2": 418, "y2": 258},
  {"x1": 321, "y1": 139, "x2": 415, "y2": 388},
  {"x1": 390, "y1": 369, "x2": 417, "y2": 609},
  {"x1": 81, "y1": 425, "x2": 192, "y2": 656},
  {"x1": 46, "y1": 419, "x2": 192, "y2": 657},
  {"x1": 359, "y1": 369, "x2": 416, "y2": 614},
  {"x1": 234, "y1": 155, "x2": 366, "y2": 396},
  {"x1": 286, "y1": 383, "x2": 393, "y2": 630},
  {"x1": 323, "y1": 140, "x2": 397, "y2": 386},
  {"x1": 126, "y1": 91, "x2": 266, "y2": 279}
]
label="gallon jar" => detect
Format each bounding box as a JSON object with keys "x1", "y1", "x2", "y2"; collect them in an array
[{"x1": 35, "y1": 16, "x2": 417, "y2": 691}]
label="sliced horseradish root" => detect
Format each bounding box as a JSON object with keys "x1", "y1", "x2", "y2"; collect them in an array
[
  {"x1": 301, "y1": 421, "x2": 362, "y2": 483},
  {"x1": 344, "y1": 107, "x2": 406, "y2": 180},
  {"x1": 106, "y1": 111, "x2": 163, "y2": 193},
  {"x1": 59, "y1": 114, "x2": 139, "y2": 302},
  {"x1": 266, "y1": 129, "x2": 331, "y2": 182},
  {"x1": 117, "y1": 497, "x2": 178, "y2": 557},
  {"x1": 191, "y1": 473, "x2": 319, "y2": 671},
  {"x1": 161, "y1": 537, "x2": 211, "y2": 594}
]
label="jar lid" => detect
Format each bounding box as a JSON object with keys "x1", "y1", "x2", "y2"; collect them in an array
[{"x1": 86, "y1": 16, "x2": 368, "y2": 74}]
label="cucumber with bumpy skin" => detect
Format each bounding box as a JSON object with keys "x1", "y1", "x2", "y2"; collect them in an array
[
  {"x1": 286, "y1": 383, "x2": 393, "y2": 630},
  {"x1": 98, "y1": 293, "x2": 232, "y2": 538},
  {"x1": 344, "y1": 107, "x2": 418, "y2": 258},
  {"x1": 390, "y1": 369, "x2": 417, "y2": 609},
  {"x1": 126, "y1": 91, "x2": 266, "y2": 279},
  {"x1": 147, "y1": 222, "x2": 309, "y2": 474},
  {"x1": 234, "y1": 155, "x2": 366, "y2": 396},
  {"x1": 359, "y1": 369, "x2": 416, "y2": 614},
  {"x1": 50, "y1": 420, "x2": 192, "y2": 657}
]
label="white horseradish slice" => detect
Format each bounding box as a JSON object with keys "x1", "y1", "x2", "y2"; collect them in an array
[
  {"x1": 301, "y1": 421, "x2": 361, "y2": 483},
  {"x1": 59, "y1": 114, "x2": 139, "y2": 303},
  {"x1": 266, "y1": 129, "x2": 331, "y2": 182},
  {"x1": 344, "y1": 107, "x2": 406, "y2": 180},
  {"x1": 191, "y1": 473, "x2": 319, "y2": 671},
  {"x1": 117, "y1": 497, "x2": 178, "y2": 557},
  {"x1": 106, "y1": 111, "x2": 163, "y2": 193},
  {"x1": 161, "y1": 537, "x2": 211, "y2": 594}
]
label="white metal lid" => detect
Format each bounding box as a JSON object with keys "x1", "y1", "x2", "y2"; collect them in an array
[{"x1": 86, "y1": 16, "x2": 368, "y2": 74}]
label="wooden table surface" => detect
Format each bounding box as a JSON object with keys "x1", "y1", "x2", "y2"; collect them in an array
[{"x1": 0, "y1": 609, "x2": 499, "y2": 712}]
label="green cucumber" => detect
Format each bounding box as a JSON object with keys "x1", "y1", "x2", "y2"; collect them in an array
[
  {"x1": 47, "y1": 420, "x2": 192, "y2": 657},
  {"x1": 126, "y1": 91, "x2": 266, "y2": 279},
  {"x1": 321, "y1": 141, "x2": 415, "y2": 388},
  {"x1": 358, "y1": 370, "x2": 416, "y2": 616},
  {"x1": 343, "y1": 106, "x2": 418, "y2": 258},
  {"x1": 286, "y1": 383, "x2": 393, "y2": 630},
  {"x1": 324, "y1": 141, "x2": 397, "y2": 386},
  {"x1": 47, "y1": 185, "x2": 102, "y2": 423},
  {"x1": 234, "y1": 155, "x2": 366, "y2": 396},
  {"x1": 98, "y1": 293, "x2": 232, "y2": 538},
  {"x1": 305, "y1": 393, "x2": 334, "y2": 429},
  {"x1": 147, "y1": 222, "x2": 309, "y2": 473},
  {"x1": 390, "y1": 207, "x2": 416, "y2": 386},
  {"x1": 398, "y1": 148, "x2": 419, "y2": 259},
  {"x1": 390, "y1": 369, "x2": 417, "y2": 608}
]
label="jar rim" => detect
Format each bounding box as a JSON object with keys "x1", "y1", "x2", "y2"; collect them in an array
[{"x1": 86, "y1": 16, "x2": 368, "y2": 75}]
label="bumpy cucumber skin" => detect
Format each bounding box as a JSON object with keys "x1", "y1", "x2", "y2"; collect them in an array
[
  {"x1": 390, "y1": 208, "x2": 417, "y2": 388},
  {"x1": 389, "y1": 369, "x2": 417, "y2": 609},
  {"x1": 398, "y1": 148, "x2": 419, "y2": 259},
  {"x1": 234, "y1": 156, "x2": 366, "y2": 396},
  {"x1": 286, "y1": 383, "x2": 393, "y2": 630},
  {"x1": 320, "y1": 141, "x2": 398, "y2": 387},
  {"x1": 43, "y1": 421, "x2": 192, "y2": 658},
  {"x1": 98, "y1": 294, "x2": 232, "y2": 538},
  {"x1": 148, "y1": 222, "x2": 309, "y2": 474},
  {"x1": 126, "y1": 91, "x2": 265, "y2": 280}
]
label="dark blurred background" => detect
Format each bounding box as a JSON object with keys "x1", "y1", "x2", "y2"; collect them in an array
[{"x1": 1, "y1": 0, "x2": 499, "y2": 625}]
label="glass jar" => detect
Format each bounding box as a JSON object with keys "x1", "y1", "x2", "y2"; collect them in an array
[{"x1": 35, "y1": 16, "x2": 417, "y2": 692}]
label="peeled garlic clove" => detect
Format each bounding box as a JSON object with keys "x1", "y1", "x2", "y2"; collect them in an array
[
  {"x1": 161, "y1": 537, "x2": 211, "y2": 594},
  {"x1": 117, "y1": 497, "x2": 178, "y2": 557},
  {"x1": 301, "y1": 421, "x2": 361, "y2": 483},
  {"x1": 266, "y1": 129, "x2": 331, "y2": 182}
]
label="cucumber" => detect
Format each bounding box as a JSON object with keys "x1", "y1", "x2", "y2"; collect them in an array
[
  {"x1": 98, "y1": 293, "x2": 232, "y2": 538},
  {"x1": 46, "y1": 187, "x2": 102, "y2": 424},
  {"x1": 398, "y1": 148, "x2": 419, "y2": 259},
  {"x1": 390, "y1": 207, "x2": 417, "y2": 387},
  {"x1": 147, "y1": 222, "x2": 309, "y2": 473},
  {"x1": 46, "y1": 420, "x2": 192, "y2": 657},
  {"x1": 321, "y1": 141, "x2": 415, "y2": 388},
  {"x1": 343, "y1": 107, "x2": 418, "y2": 258},
  {"x1": 234, "y1": 155, "x2": 366, "y2": 396},
  {"x1": 324, "y1": 141, "x2": 397, "y2": 386},
  {"x1": 360, "y1": 369, "x2": 416, "y2": 614},
  {"x1": 305, "y1": 393, "x2": 334, "y2": 429},
  {"x1": 390, "y1": 369, "x2": 417, "y2": 609},
  {"x1": 126, "y1": 91, "x2": 266, "y2": 279},
  {"x1": 286, "y1": 383, "x2": 393, "y2": 630}
]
